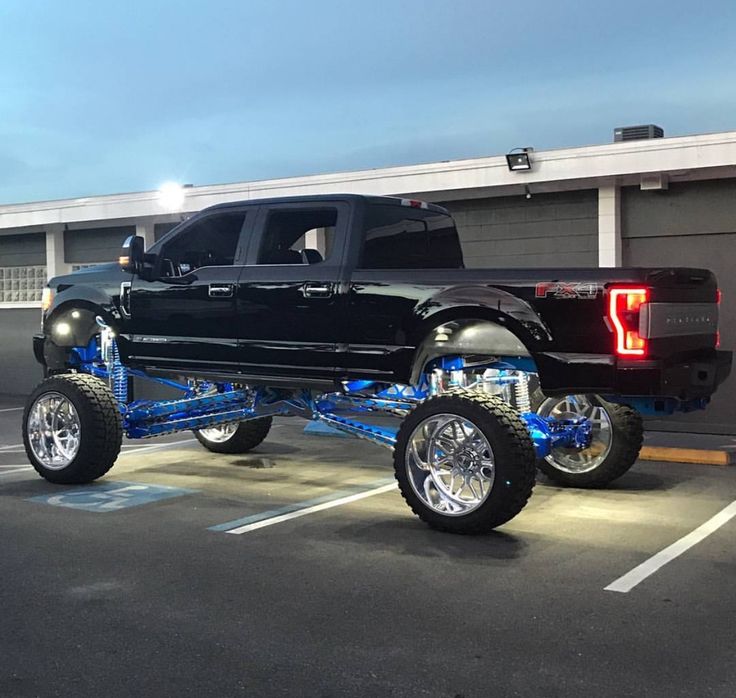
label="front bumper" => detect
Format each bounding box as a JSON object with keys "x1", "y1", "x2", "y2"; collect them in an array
[
  {"x1": 536, "y1": 349, "x2": 732, "y2": 401},
  {"x1": 33, "y1": 334, "x2": 45, "y2": 366}
]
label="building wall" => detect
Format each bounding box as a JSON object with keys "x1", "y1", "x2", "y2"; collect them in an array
[
  {"x1": 0, "y1": 232, "x2": 46, "y2": 266},
  {"x1": 622, "y1": 179, "x2": 736, "y2": 434},
  {"x1": 0, "y1": 308, "x2": 44, "y2": 395},
  {"x1": 442, "y1": 190, "x2": 598, "y2": 268},
  {"x1": 154, "y1": 222, "x2": 180, "y2": 241},
  {"x1": 64, "y1": 225, "x2": 135, "y2": 265},
  {"x1": 0, "y1": 233, "x2": 47, "y2": 393}
]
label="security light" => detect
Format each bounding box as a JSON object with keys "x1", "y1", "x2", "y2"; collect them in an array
[
  {"x1": 158, "y1": 182, "x2": 187, "y2": 211},
  {"x1": 506, "y1": 148, "x2": 533, "y2": 172}
]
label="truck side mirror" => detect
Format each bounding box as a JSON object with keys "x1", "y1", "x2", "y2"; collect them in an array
[{"x1": 120, "y1": 235, "x2": 145, "y2": 274}]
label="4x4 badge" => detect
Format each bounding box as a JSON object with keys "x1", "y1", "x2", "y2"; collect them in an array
[{"x1": 535, "y1": 282, "x2": 600, "y2": 299}]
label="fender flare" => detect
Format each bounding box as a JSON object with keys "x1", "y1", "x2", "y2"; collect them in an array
[
  {"x1": 42, "y1": 300, "x2": 118, "y2": 369},
  {"x1": 409, "y1": 318, "x2": 531, "y2": 385}
]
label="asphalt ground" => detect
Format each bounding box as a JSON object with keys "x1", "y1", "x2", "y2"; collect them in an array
[{"x1": 1, "y1": 397, "x2": 735, "y2": 697}]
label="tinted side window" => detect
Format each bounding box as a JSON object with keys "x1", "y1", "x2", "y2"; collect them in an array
[
  {"x1": 256, "y1": 209, "x2": 337, "y2": 265},
  {"x1": 360, "y1": 205, "x2": 463, "y2": 269},
  {"x1": 159, "y1": 212, "x2": 245, "y2": 277}
]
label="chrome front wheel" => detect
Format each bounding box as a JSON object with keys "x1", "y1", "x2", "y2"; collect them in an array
[
  {"x1": 194, "y1": 417, "x2": 272, "y2": 454},
  {"x1": 197, "y1": 423, "x2": 238, "y2": 443},
  {"x1": 23, "y1": 374, "x2": 122, "y2": 484},
  {"x1": 27, "y1": 392, "x2": 82, "y2": 470}
]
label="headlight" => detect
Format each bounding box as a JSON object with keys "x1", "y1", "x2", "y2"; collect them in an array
[{"x1": 41, "y1": 287, "x2": 54, "y2": 313}]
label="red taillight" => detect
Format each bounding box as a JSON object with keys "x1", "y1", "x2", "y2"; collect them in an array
[{"x1": 609, "y1": 287, "x2": 649, "y2": 357}]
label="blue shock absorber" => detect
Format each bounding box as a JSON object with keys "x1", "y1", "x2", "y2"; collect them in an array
[
  {"x1": 109, "y1": 338, "x2": 128, "y2": 404},
  {"x1": 96, "y1": 317, "x2": 128, "y2": 405}
]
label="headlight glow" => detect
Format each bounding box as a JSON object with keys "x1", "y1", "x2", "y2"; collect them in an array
[{"x1": 41, "y1": 287, "x2": 54, "y2": 312}]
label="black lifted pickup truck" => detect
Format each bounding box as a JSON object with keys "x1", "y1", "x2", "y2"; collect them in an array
[{"x1": 26, "y1": 194, "x2": 731, "y2": 533}]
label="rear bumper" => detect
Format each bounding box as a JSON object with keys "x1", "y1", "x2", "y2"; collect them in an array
[
  {"x1": 536, "y1": 349, "x2": 732, "y2": 400},
  {"x1": 617, "y1": 350, "x2": 732, "y2": 400}
]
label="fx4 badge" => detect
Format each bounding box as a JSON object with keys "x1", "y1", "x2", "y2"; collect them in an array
[{"x1": 535, "y1": 282, "x2": 600, "y2": 299}]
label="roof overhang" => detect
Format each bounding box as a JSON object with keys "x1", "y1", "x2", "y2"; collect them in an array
[{"x1": 2, "y1": 130, "x2": 736, "y2": 231}]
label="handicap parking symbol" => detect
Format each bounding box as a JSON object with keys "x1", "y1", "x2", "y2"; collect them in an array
[{"x1": 30, "y1": 481, "x2": 195, "y2": 513}]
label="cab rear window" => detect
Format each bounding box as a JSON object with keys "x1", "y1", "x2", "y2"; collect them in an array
[{"x1": 360, "y1": 205, "x2": 464, "y2": 269}]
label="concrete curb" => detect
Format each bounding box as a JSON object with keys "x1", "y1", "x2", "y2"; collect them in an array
[{"x1": 638, "y1": 446, "x2": 733, "y2": 466}]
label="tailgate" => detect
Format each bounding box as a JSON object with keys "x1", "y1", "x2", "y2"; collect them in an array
[{"x1": 637, "y1": 268, "x2": 720, "y2": 358}]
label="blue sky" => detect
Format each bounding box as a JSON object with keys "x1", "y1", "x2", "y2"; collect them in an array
[{"x1": 1, "y1": 0, "x2": 735, "y2": 204}]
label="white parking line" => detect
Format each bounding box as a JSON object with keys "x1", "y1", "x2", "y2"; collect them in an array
[
  {"x1": 0, "y1": 407, "x2": 23, "y2": 413},
  {"x1": 224, "y1": 482, "x2": 398, "y2": 535},
  {"x1": 0, "y1": 444, "x2": 23, "y2": 451},
  {"x1": 120, "y1": 438, "x2": 197, "y2": 455},
  {"x1": 0, "y1": 466, "x2": 32, "y2": 477},
  {"x1": 605, "y1": 499, "x2": 736, "y2": 593},
  {"x1": 0, "y1": 439, "x2": 197, "y2": 479}
]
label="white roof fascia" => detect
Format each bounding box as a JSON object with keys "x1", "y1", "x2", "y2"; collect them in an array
[{"x1": 1, "y1": 130, "x2": 736, "y2": 231}]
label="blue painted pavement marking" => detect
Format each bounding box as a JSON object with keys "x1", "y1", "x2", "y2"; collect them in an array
[
  {"x1": 30, "y1": 481, "x2": 196, "y2": 513},
  {"x1": 303, "y1": 421, "x2": 352, "y2": 438},
  {"x1": 209, "y1": 477, "x2": 396, "y2": 532}
]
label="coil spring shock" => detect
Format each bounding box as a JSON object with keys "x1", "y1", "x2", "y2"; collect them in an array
[
  {"x1": 109, "y1": 339, "x2": 128, "y2": 404},
  {"x1": 514, "y1": 372, "x2": 531, "y2": 413},
  {"x1": 97, "y1": 317, "x2": 128, "y2": 405}
]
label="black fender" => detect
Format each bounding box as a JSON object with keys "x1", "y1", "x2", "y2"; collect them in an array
[
  {"x1": 42, "y1": 286, "x2": 120, "y2": 369},
  {"x1": 407, "y1": 285, "x2": 551, "y2": 384},
  {"x1": 413, "y1": 285, "x2": 552, "y2": 341},
  {"x1": 409, "y1": 318, "x2": 532, "y2": 385}
]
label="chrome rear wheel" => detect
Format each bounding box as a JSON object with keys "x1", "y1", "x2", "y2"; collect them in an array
[
  {"x1": 537, "y1": 395, "x2": 612, "y2": 474},
  {"x1": 406, "y1": 413, "x2": 495, "y2": 516},
  {"x1": 394, "y1": 390, "x2": 536, "y2": 534},
  {"x1": 534, "y1": 392, "x2": 643, "y2": 488}
]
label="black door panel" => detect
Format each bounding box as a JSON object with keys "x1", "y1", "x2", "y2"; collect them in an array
[
  {"x1": 236, "y1": 202, "x2": 350, "y2": 379},
  {"x1": 236, "y1": 267, "x2": 342, "y2": 378},
  {"x1": 127, "y1": 266, "x2": 243, "y2": 368},
  {"x1": 124, "y1": 208, "x2": 252, "y2": 371}
]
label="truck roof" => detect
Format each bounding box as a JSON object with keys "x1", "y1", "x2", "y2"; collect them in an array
[{"x1": 203, "y1": 193, "x2": 450, "y2": 215}]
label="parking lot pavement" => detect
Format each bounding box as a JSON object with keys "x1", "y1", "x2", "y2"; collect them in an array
[{"x1": 1, "y1": 398, "x2": 735, "y2": 697}]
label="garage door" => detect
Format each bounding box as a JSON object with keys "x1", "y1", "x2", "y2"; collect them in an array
[
  {"x1": 441, "y1": 190, "x2": 598, "y2": 268},
  {"x1": 623, "y1": 180, "x2": 736, "y2": 434},
  {"x1": 623, "y1": 233, "x2": 734, "y2": 434}
]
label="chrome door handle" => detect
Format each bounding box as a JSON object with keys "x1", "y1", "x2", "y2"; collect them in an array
[
  {"x1": 208, "y1": 284, "x2": 234, "y2": 298},
  {"x1": 302, "y1": 282, "x2": 333, "y2": 298}
]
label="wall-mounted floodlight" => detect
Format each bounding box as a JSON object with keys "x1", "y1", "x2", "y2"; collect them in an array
[
  {"x1": 157, "y1": 181, "x2": 187, "y2": 211},
  {"x1": 506, "y1": 147, "x2": 534, "y2": 172}
]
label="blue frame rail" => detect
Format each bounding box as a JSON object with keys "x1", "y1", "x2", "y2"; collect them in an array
[{"x1": 69, "y1": 326, "x2": 593, "y2": 458}]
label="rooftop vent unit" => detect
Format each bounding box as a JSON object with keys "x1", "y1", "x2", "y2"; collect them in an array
[{"x1": 613, "y1": 124, "x2": 664, "y2": 142}]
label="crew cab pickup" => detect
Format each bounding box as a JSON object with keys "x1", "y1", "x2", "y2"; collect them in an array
[
  {"x1": 36, "y1": 194, "x2": 731, "y2": 406},
  {"x1": 25, "y1": 194, "x2": 731, "y2": 533}
]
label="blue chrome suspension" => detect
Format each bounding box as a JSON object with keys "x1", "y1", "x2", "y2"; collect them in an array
[{"x1": 70, "y1": 328, "x2": 593, "y2": 457}]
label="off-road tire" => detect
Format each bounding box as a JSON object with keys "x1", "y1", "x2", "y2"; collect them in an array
[
  {"x1": 394, "y1": 389, "x2": 536, "y2": 534},
  {"x1": 532, "y1": 389, "x2": 643, "y2": 488},
  {"x1": 194, "y1": 417, "x2": 273, "y2": 454},
  {"x1": 23, "y1": 373, "x2": 122, "y2": 484}
]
